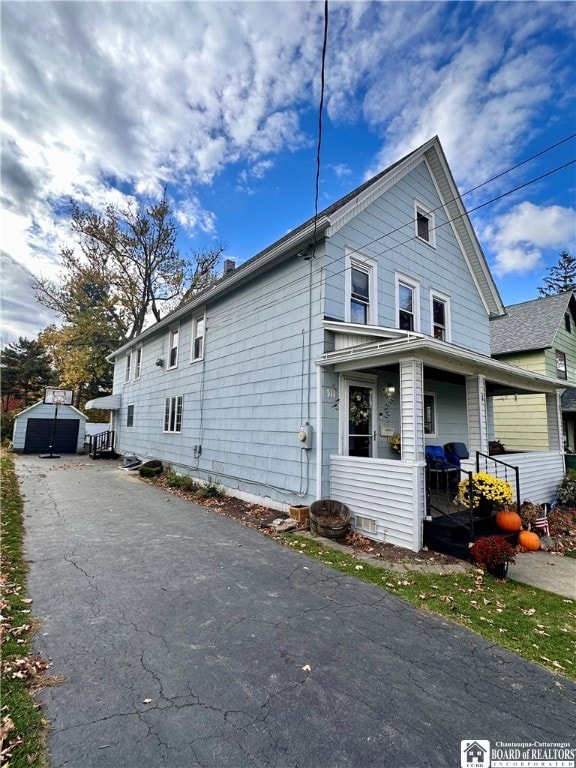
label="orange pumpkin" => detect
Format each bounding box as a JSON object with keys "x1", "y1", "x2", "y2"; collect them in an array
[
  {"x1": 496, "y1": 510, "x2": 522, "y2": 532},
  {"x1": 518, "y1": 530, "x2": 541, "y2": 551}
]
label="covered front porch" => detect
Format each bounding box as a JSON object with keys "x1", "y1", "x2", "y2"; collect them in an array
[{"x1": 317, "y1": 329, "x2": 567, "y2": 553}]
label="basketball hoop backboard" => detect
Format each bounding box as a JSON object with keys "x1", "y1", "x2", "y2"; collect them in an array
[{"x1": 44, "y1": 388, "x2": 73, "y2": 405}]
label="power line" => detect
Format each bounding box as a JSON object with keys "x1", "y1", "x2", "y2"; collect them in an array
[
  {"x1": 205, "y1": 155, "x2": 576, "y2": 332},
  {"x1": 312, "y1": 0, "x2": 329, "y2": 255}
]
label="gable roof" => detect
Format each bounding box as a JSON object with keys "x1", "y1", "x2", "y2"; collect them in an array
[
  {"x1": 110, "y1": 136, "x2": 504, "y2": 360},
  {"x1": 490, "y1": 292, "x2": 576, "y2": 356},
  {"x1": 14, "y1": 400, "x2": 87, "y2": 420}
]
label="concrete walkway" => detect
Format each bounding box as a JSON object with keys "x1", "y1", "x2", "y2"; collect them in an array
[
  {"x1": 15, "y1": 455, "x2": 576, "y2": 768},
  {"x1": 508, "y1": 551, "x2": 576, "y2": 599}
]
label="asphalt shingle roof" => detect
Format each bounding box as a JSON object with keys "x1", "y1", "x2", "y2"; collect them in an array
[{"x1": 490, "y1": 292, "x2": 575, "y2": 355}]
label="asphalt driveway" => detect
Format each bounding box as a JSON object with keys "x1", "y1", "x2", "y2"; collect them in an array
[{"x1": 17, "y1": 455, "x2": 576, "y2": 768}]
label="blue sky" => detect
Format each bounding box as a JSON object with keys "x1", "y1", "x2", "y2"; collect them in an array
[{"x1": 1, "y1": 0, "x2": 575, "y2": 343}]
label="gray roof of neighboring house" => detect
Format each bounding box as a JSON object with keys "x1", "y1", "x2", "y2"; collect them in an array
[{"x1": 490, "y1": 292, "x2": 576, "y2": 356}]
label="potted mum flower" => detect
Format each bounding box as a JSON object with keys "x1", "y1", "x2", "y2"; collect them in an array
[
  {"x1": 459, "y1": 472, "x2": 513, "y2": 514},
  {"x1": 470, "y1": 535, "x2": 516, "y2": 578}
]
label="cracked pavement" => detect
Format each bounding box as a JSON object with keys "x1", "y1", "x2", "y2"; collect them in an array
[{"x1": 16, "y1": 455, "x2": 576, "y2": 768}]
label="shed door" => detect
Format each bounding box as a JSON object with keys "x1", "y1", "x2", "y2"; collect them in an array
[{"x1": 24, "y1": 419, "x2": 80, "y2": 454}]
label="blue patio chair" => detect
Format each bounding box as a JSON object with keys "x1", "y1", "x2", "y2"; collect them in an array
[
  {"x1": 425, "y1": 445, "x2": 459, "y2": 492},
  {"x1": 443, "y1": 442, "x2": 469, "y2": 468}
]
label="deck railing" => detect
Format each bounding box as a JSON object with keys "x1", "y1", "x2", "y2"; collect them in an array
[
  {"x1": 88, "y1": 430, "x2": 115, "y2": 459},
  {"x1": 476, "y1": 452, "x2": 521, "y2": 512}
]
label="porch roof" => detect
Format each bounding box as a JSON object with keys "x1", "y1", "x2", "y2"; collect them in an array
[
  {"x1": 317, "y1": 336, "x2": 575, "y2": 395},
  {"x1": 85, "y1": 394, "x2": 122, "y2": 410}
]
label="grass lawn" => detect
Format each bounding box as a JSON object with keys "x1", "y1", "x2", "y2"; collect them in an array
[
  {"x1": 1, "y1": 451, "x2": 49, "y2": 767},
  {"x1": 276, "y1": 534, "x2": 576, "y2": 682}
]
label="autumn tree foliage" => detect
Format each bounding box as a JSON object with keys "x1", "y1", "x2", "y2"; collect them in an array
[
  {"x1": 538, "y1": 250, "x2": 576, "y2": 296},
  {"x1": 34, "y1": 190, "x2": 223, "y2": 342},
  {"x1": 0, "y1": 338, "x2": 54, "y2": 413}
]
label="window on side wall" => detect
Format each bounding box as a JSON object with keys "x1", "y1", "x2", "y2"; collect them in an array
[
  {"x1": 134, "y1": 348, "x2": 142, "y2": 379},
  {"x1": 164, "y1": 396, "x2": 183, "y2": 433},
  {"x1": 415, "y1": 202, "x2": 435, "y2": 247},
  {"x1": 397, "y1": 276, "x2": 419, "y2": 332},
  {"x1": 424, "y1": 393, "x2": 436, "y2": 435},
  {"x1": 345, "y1": 251, "x2": 377, "y2": 325},
  {"x1": 168, "y1": 327, "x2": 179, "y2": 369},
  {"x1": 556, "y1": 350, "x2": 567, "y2": 380},
  {"x1": 191, "y1": 314, "x2": 205, "y2": 362},
  {"x1": 431, "y1": 293, "x2": 450, "y2": 341},
  {"x1": 127, "y1": 404, "x2": 134, "y2": 427},
  {"x1": 125, "y1": 352, "x2": 132, "y2": 383}
]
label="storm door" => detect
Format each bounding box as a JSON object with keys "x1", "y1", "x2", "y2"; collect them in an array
[{"x1": 343, "y1": 379, "x2": 377, "y2": 457}]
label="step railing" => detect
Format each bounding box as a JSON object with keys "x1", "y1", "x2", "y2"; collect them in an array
[
  {"x1": 88, "y1": 430, "x2": 115, "y2": 459},
  {"x1": 476, "y1": 451, "x2": 521, "y2": 513},
  {"x1": 425, "y1": 461, "x2": 476, "y2": 538}
]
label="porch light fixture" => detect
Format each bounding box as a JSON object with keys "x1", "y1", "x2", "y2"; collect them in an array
[
  {"x1": 384, "y1": 384, "x2": 396, "y2": 396},
  {"x1": 155, "y1": 358, "x2": 164, "y2": 367}
]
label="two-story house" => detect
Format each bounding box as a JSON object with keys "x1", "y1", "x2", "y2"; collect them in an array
[
  {"x1": 87, "y1": 137, "x2": 568, "y2": 551},
  {"x1": 490, "y1": 292, "x2": 576, "y2": 452}
]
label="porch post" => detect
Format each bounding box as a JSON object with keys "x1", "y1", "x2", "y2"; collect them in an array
[
  {"x1": 399, "y1": 358, "x2": 424, "y2": 462},
  {"x1": 466, "y1": 375, "x2": 489, "y2": 455},
  {"x1": 545, "y1": 391, "x2": 563, "y2": 452}
]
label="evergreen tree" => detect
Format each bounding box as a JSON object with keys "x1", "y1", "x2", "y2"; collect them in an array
[
  {"x1": 538, "y1": 251, "x2": 576, "y2": 296},
  {"x1": 0, "y1": 338, "x2": 54, "y2": 412}
]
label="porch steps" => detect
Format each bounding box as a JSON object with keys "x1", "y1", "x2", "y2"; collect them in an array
[{"x1": 423, "y1": 512, "x2": 518, "y2": 561}]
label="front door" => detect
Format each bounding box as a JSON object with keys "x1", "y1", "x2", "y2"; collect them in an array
[{"x1": 344, "y1": 380, "x2": 377, "y2": 457}]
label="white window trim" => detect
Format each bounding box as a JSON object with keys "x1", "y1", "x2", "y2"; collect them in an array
[
  {"x1": 191, "y1": 312, "x2": 206, "y2": 363},
  {"x1": 164, "y1": 395, "x2": 183, "y2": 433},
  {"x1": 414, "y1": 200, "x2": 436, "y2": 248},
  {"x1": 424, "y1": 392, "x2": 437, "y2": 436},
  {"x1": 125, "y1": 352, "x2": 132, "y2": 383},
  {"x1": 395, "y1": 273, "x2": 420, "y2": 332},
  {"x1": 134, "y1": 347, "x2": 142, "y2": 380},
  {"x1": 344, "y1": 249, "x2": 378, "y2": 325},
  {"x1": 430, "y1": 290, "x2": 451, "y2": 342},
  {"x1": 168, "y1": 326, "x2": 180, "y2": 370}
]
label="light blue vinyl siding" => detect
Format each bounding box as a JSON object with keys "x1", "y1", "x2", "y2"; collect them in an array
[
  {"x1": 114, "y1": 255, "x2": 324, "y2": 504},
  {"x1": 324, "y1": 160, "x2": 491, "y2": 354}
]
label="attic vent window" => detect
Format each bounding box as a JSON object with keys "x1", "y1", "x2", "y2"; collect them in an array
[
  {"x1": 414, "y1": 202, "x2": 435, "y2": 247},
  {"x1": 565, "y1": 313, "x2": 571, "y2": 333}
]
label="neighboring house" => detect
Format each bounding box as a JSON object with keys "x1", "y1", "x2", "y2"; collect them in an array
[
  {"x1": 87, "y1": 136, "x2": 568, "y2": 551},
  {"x1": 490, "y1": 292, "x2": 576, "y2": 452},
  {"x1": 12, "y1": 400, "x2": 87, "y2": 454}
]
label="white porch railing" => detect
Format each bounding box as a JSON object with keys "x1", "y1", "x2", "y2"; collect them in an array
[
  {"x1": 329, "y1": 455, "x2": 424, "y2": 551},
  {"x1": 461, "y1": 451, "x2": 564, "y2": 505}
]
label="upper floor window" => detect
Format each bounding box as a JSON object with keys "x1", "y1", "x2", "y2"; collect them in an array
[
  {"x1": 414, "y1": 201, "x2": 435, "y2": 247},
  {"x1": 396, "y1": 275, "x2": 420, "y2": 332},
  {"x1": 125, "y1": 353, "x2": 132, "y2": 383},
  {"x1": 134, "y1": 348, "x2": 142, "y2": 379},
  {"x1": 431, "y1": 293, "x2": 450, "y2": 341},
  {"x1": 168, "y1": 327, "x2": 179, "y2": 369},
  {"x1": 191, "y1": 314, "x2": 205, "y2": 362},
  {"x1": 345, "y1": 251, "x2": 377, "y2": 325},
  {"x1": 565, "y1": 313, "x2": 571, "y2": 333},
  {"x1": 164, "y1": 396, "x2": 183, "y2": 433},
  {"x1": 556, "y1": 350, "x2": 567, "y2": 380}
]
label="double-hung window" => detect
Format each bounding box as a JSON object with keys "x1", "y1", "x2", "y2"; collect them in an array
[
  {"x1": 125, "y1": 353, "x2": 132, "y2": 383},
  {"x1": 164, "y1": 396, "x2": 183, "y2": 433},
  {"x1": 191, "y1": 314, "x2": 205, "y2": 362},
  {"x1": 134, "y1": 348, "x2": 142, "y2": 379},
  {"x1": 431, "y1": 293, "x2": 450, "y2": 341},
  {"x1": 556, "y1": 350, "x2": 567, "y2": 380},
  {"x1": 396, "y1": 275, "x2": 419, "y2": 332},
  {"x1": 345, "y1": 251, "x2": 377, "y2": 325},
  {"x1": 414, "y1": 201, "x2": 435, "y2": 247},
  {"x1": 168, "y1": 327, "x2": 179, "y2": 369}
]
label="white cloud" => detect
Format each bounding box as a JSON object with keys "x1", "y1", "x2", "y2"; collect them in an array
[{"x1": 483, "y1": 202, "x2": 576, "y2": 276}]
